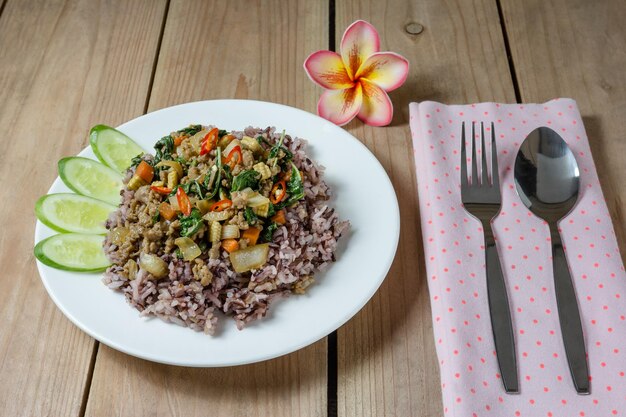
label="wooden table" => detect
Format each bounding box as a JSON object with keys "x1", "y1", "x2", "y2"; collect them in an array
[{"x1": 1, "y1": 0, "x2": 624, "y2": 415}]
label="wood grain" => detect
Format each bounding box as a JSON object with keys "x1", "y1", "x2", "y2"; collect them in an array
[
  {"x1": 0, "y1": 0, "x2": 166, "y2": 416},
  {"x1": 334, "y1": 0, "x2": 515, "y2": 416},
  {"x1": 84, "y1": 1, "x2": 328, "y2": 416},
  {"x1": 500, "y1": 0, "x2": 626, "y2": 252}
]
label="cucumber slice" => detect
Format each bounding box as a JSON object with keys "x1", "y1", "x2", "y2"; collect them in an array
[
  {"x1": 58, "y1": 157, "x2": 123, "y2": 205},
  {"x1": 35, "y1": 193, "x2": 115, "y2": 234},
  {"x1": 89, "y1": 124, "x2": 144, "y2": 173},
  {"x1": 34, "y1": 233, "x2": 110, "y2": 272}
]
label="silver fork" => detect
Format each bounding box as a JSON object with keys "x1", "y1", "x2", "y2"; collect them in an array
[{"x1": 461, "y1": 122, "x2": 519, "y2": 393}]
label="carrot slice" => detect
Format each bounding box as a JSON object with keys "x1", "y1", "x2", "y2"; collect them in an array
[
  {"x1": 222, "y1": 239, "x2": 239, "y2": 253},
  {"x1": 271, "y1": 209, "x2": 286, "y2": 225},
  {"x1": 135, "y1": 161, "x2": 154, "y2": 183},
  {"x1": 242, "y1": 227, "x2": 261, "y2": 245},
  {"x1": 158, "y1": 202, "x2": 177, "y2": 221},
  {"x1": 174, "y1": 135, "x2": 186, "y2": 146}
]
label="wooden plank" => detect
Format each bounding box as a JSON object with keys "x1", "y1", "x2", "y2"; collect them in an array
[
  {"x1": 0, "y1": 0, "x2": 167, "y2": 416},
  {"x1": 500, "y1": 0, "x2": 626, "y2": 251},
  {"x1": 335, "y1": 1, "x2": 516, "y2": 416},
  {"x1": 84, "y1": 1, "x2": 328, "y2": 416}
]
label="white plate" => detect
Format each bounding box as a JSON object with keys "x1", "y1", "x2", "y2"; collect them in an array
[{"x1": 34, "y1": 99, "x2": 400, "y2": 367}]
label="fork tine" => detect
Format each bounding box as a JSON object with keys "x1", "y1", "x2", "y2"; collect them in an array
[
  {"x1": 471, "y1": 122, "x2": 478, "y2": 185},
  {"x1": 460, "y1": 122, "x2": 468, "y2": 188},
  {"x1": 481, "y1": 122, "x2": 489, "y2": 186},
  {"x1": 491, "y1": 122, "x2": 500, "y2": 190}
]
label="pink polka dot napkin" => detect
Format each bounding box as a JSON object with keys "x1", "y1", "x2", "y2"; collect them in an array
[{"x1": 410, "y1": 99, "x2": 626, "y2": 417}]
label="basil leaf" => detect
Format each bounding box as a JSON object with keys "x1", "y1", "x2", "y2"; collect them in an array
[
  {"x1": 193, "y1": 180, "x2": 205, "y2": 199},
  {"x1": 286, "y1": 162, "x2": 305, "y2": 202},
  {"x1": 130, "y1": 153, "x2": 145, "y2": 168},
  {"x1": 154, "y1": 135, "x2": 174, "y2": 163},
  {"x1": 232, "y1": 170, "x2": 260, "y2": 192},
  {"x1": 244, "y1": 207, "x2": 258, "y2": 225},
  {"x1": 179, "y1": 208, "x2": 203, "y2": 237},
  {"x1": 177, "y1": 124, "x2": 202, "y2": 136},
  {"x1": 260, "y1": 222, "x2": 279, "y2": 243}
]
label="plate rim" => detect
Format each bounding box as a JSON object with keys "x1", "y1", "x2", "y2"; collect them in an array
[{"x1": 34, "y1": 99, "x2": 401, "y2": 367}]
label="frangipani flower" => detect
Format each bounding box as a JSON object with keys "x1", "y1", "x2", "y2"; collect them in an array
[{"x1": 304, "y1": 20, "x2": 409, "y2": 126}]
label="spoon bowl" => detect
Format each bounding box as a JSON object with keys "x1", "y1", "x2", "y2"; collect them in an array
[{"x1": 514, "y1": 127, "x2": 580, "y2": 223}]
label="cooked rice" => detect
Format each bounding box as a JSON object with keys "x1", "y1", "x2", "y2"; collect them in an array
[{"x1": 102, "y1": 126, "x2": 349, "y2": 334}]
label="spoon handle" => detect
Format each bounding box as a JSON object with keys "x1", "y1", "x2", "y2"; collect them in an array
[
  {"x1": 551, "y1": 236, "x2": 590, "y2": 394},
  {"x1": 484, "y1": 223, "x2": 519, "y2": 393}
]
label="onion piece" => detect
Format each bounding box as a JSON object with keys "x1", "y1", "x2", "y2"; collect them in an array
[
  {"x1": 174, "y1": 237, "x2": 202, "y2": 261},
  {"x1": 247, "y1": 192, "x2": 270, "y2": 208},
  {"x1": 203, "y1": 210, "x2": 231, "y2": 222},
  {"x1": 229, "y1": 243, "x2": 269, "y2": 273},
  {"x1": 223, "y1": 138, "x2": 241, "y2": 156},
  {"x1": 155, "y1": 160, "x2": 183, "y2": 178},
  {"x1": 217, "y1": 134, "x2": 236, "y2": 150},
  {"x1": 221, "y1": 224, "x2": 240, "y2": 240},
  {"x1": 110, "y1": 226, "x2": 129, "y2": 245},
  {"x1": 189, "y1": 129, "x2": 210, "y2": 151},
  {"x1": 139, "y1": 253, "x2": 168, "y2": 278},
  {"x1": 168, "y1": 195, "x2": 180, "y2": 211},
  {"x1": 126, "y1": 259, "x2": 138, "y2": 280},
  {"x1": 196, "y1": 199, "x2": 212, "y2": 214}
]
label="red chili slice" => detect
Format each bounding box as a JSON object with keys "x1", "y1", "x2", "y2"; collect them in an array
[
  {"x1": 150, "y1": 185, "x2": 172, "y2": 195},
  {"x1": 210, "y1": 199, "x2": 233, "y2": 212},
  {"x1": 270, "y1": 180, "x2": 287, "y2": 204},
  {"x1": 176, "y1": 186, "x2": 192, "y2": 216},
  {"x1": 223, "y1": 145, "x2": 242, "y2": 169},
  {"x1": 199, "y1": 128, "x2": 219, "y2": 156}
]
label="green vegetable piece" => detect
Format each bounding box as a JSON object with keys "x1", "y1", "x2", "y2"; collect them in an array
[
  {"x1": 36, "y1": 193, "x2": 116, "y2": 234},
  {"x1": 260, "y1": 222, "x2": 279, "y2": 243},
  {"x1": 221, "y1": 163, "x2": 233, "y2": 183},
  {"x1": 177, "y1": 125, "x2": 203, "y2": 136},
  {"x1": 34, "y1": 233, "x2": 110, "y2": 272},
  {"x1": 244, "y1": 207, "x2": 258, "y2": 225},
  {"x1": 256, "y1": 135, "x2": 270, "y2": 146},
  {"x1": 130, "y1": 153, "x2": 145, "y2": 169},
  {"x1": 153, "y1": 134, "x2": 174, "y2": 164},
  {"x1": 179, "y1": 208, "x2": 204, "y2": 237},
  {"x1": 89, "y1": 124, "x2": 144, "y2": 173},
  {"x1": 58, "y1": 156, "x2": 124, "y2": 205},
  {"x1": 286, "y1": 162, "x2": 305, "y2": 202},
  {"x1": 232, "y1": 170, "x2": 260, "y2": 192}
]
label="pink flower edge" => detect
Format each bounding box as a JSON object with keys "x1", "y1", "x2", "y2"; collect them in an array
[
  {"x1": 303, "y1": 50, "x2": 354, "y2": 90},
  {"x1": 317, "y1": 84, "x2": 363, "y2": 126},
  {"x1": 357, "y1": 52, "x2": 409, "y2": 92}
]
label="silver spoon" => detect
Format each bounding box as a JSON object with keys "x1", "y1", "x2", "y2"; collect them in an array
[{"x1": 514, "y1": 127, "x2": 590, "y2": 394}]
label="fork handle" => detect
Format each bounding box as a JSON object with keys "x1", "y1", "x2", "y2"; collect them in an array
[
  {"x1": 484, "y1": 222, "x2": 519, "y2": 393},
  {"x1": 550, "y1": 227, "x2": 590, "y2": 394}
]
